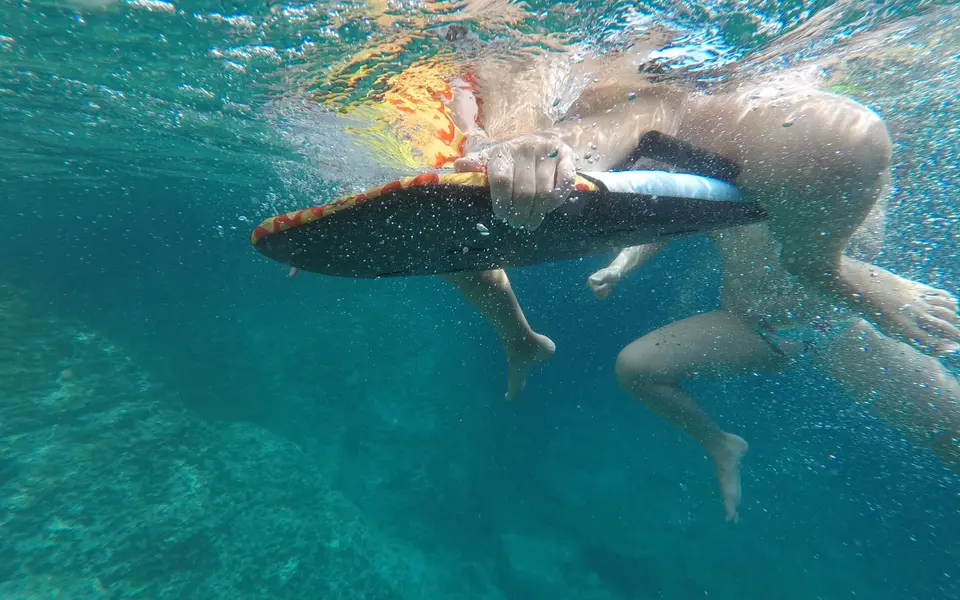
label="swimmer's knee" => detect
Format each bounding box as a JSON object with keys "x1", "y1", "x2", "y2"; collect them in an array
[
  {"x1": 779, "y1": 97, "x2": 892, "y2": 178},
  {"x1": 807, "y1": 101, "x2": 892, "y2": 179},
  {"x1": 849, "y1": 110, "x2": 892, "y2": 174},
  {"x1": 615, "y1": 344, "x2": 674, "y2": 392},
  {"x1": 615, "y1": 350, "x2": 647, "y2": 393}
]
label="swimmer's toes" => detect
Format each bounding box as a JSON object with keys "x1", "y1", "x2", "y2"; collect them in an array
[
  {"x1": 926, "y1": 290, "x2": 959, "y2": 312},
  {"x1": 930, "y1": 305, "x2": 960, "y2": 328},
  {"x1": 936, "y1": 342, "x2": 960, "y2": 356},
  {"x1": 505, "y1": 378, "x2": 524, "y2": 401},
  {"x1": 712, "y1": 433, "x2": 748, "y2": 523},
  {"x1": 920, "y1": 313, "x2": 960, "y2": 342}
]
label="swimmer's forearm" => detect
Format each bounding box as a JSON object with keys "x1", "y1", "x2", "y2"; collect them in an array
[
  {"x1": 613, "y1": 243, "x2": 664, "y2": 272},
  {"x1": 465, "y1": 104, "x2": 644, "y2": 171},
  {"x1": 609, "y1": 243, "x2": 666, "y2": 277},
  {"x1": 544, "y1": 110, "x2": 646, "y2": 171},
  {"x1": 588, "y1": 243, "x2": 665, "y2": 298}
]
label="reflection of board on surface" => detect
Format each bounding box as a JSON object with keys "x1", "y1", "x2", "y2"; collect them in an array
[{"x1": 250, "y1": 169, "x2": 765, "y2": 278}]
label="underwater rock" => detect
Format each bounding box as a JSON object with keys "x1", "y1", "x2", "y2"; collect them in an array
[
  {"x1": 0, "y1": 283, "x2": 417, "y2": 600},
  {"x1": 497, "y1": 532, "x2": 576, "y2": 595},
  {"x1": 495, "y1": 532, "x2": 620, "y2": 600},
  {"x1": 0, "y1": 574, "x2": 111, "y2": 599}
]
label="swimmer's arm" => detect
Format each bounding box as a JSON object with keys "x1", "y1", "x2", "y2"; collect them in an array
[
  {"x1": 587, "y1": 242, "x2": 667, "y2": 299},
  {"x1": 610, "y1": 243, "x2": 666, "y2": 276},
  {"x1": 542, "y1": 108, "x2": 650, "y2": 171},
  {"x1": 464, "y1": 102, "x2": 649, "y2": 172},
  {"x1": 549, "y1": 83, "x2": 682, "y2": 170}
]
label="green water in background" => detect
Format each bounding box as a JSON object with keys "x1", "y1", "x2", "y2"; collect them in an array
[{"x1": 1, "y1": 1, "x2": 959, "y2": 599}]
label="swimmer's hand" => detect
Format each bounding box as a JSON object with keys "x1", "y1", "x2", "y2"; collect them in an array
[
  {"x1": 588, "y1": 266, "x2": 622, "y2": 300},
  {"x1": 586, "y1": 244, "x2": 664, "y2": 300},
  {"x1": 454, "y1": 133, "x2": 576, "y2": 230}
]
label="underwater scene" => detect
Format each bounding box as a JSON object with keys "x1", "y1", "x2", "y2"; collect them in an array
[{"x1": 1, "y1": 0, "x2": 959, "y2": 598}]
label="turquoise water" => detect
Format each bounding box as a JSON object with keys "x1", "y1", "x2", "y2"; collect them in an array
[{"x1": 1, "y1": 1, "x2": 959, "y2": 598}]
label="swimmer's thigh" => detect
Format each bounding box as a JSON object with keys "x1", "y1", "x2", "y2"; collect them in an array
[
  {"x1": 616, "y1": 310, "x2": 787, "y2": 385},
  {"x1": 736, "y1": 91, "x2": 892, "y2": 270}
]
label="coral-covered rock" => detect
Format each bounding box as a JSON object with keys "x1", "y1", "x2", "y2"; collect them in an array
[{"x1": 0, "y1": 283, "x2": 413, "y2": 600}]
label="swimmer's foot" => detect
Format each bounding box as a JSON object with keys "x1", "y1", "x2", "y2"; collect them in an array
[
  {"x1": 504, "y1": 332, "x2": 556, "y2": 400},
  {"x1": 708, "y1": 433, "x2": 749, "y2": 523},
  {"x1": 857, "y1": 269, "x2": 960, "y2": 355}
]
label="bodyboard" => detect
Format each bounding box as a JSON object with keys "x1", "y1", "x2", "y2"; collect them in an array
[{"x1": 250, "y1": 170, "x2": 765, "y2": 278}]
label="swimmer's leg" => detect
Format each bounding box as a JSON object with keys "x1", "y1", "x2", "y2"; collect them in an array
[
  {"x1": 835, "y1": 260, "x2": 960, "y2": 355},
  {"x1": 615, "y1": 310, "x2": 787, "y2": 522},
  {"x1": 444, "y1": 269, "x2": 555, "y2": 400},
  {"x1": 813, "y1": 319, "x2": 960, "y2": 468},
  {"x1": 587, "y1": 243, "x2": 666, "y2": 300},
  {"x1": 715, "y1": 93, "x2": 890, "y2": 282},
  {"x1": 725, "y1": 92, "x2": 957, "y2": 353}
]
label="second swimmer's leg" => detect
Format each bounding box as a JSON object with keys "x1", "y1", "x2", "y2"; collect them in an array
[{"x1": 444, "y1": 269, "x2": 555, "y2": 400}]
